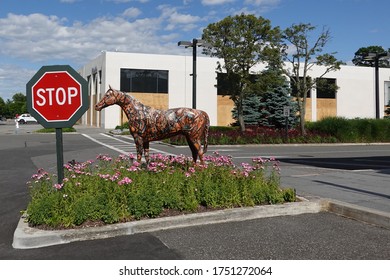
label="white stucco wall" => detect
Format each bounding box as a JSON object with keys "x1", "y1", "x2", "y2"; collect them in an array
[{"x1": 79, "y1": 51, "x2": 390, "y2": 129}]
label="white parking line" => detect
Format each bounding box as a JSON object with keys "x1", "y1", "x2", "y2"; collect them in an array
[
  {"x1": 81, "y1": 133, "x2": 128, "y2": 154},
  {"x1": 82, "y1": 133, "x2": 177, "y2": 157}
]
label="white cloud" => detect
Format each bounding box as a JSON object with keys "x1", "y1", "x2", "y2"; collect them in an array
[
  {"x1": 245, "y1": 0, "x2": 280, "y2": 5},
  {"x1": 0, "y1": 12, "x2": 174, "y2": 64},
  {"x1": 201, "y1": 0, "x2": 235, "y2": 6},
  {"x1": 122, "y1": 7, "x2": 142, "y2": 18},
  {"x1": 106, "y1": 0, "x2": 149, "y2": 3},
  {"x1": 0, "y1": 4, "x2": 205, "y2": 97},
  {"x1": 0, "y1": 11, "x2": 180, "y2": 97},
  {"x1": 0, "y1": 65, "x2": 36, "y2": 100},
  {"x1": 158, "y1": 5, "x2": 203, "y2": 32}
]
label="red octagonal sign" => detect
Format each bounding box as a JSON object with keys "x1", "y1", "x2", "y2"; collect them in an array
[{"x1": 26, "y1": 65, "x2": 89, "y2": 128}]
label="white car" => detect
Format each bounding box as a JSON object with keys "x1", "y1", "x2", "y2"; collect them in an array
[{"x1": 17, "y1": 114, "x2": 37, "y2": 124}]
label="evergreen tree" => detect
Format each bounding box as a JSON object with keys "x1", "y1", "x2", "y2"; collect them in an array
[
  {"x1": 258, "y1": 84, "x2": 298, "y2": 129},
  {"x1": 232, "y1": 83, "x2": 298, "y2": 128},
  {"x1": 232, "y1": 94, "x2": 262, "y2": 126}
]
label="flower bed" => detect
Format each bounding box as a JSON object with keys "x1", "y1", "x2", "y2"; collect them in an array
[{"x1": 25, "y1": 152, "x2": 295, "y2": 229}]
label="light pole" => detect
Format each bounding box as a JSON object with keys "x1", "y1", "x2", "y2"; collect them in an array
[
  {"x1": 178, "y1": 38, "x2": 205, "y2": 109},
  {"x1": 363, "y1": 52, "x2": 390, "y2": 119}
]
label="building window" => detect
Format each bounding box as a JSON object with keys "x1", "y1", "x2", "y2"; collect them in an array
[
  {"x1": 316, "y1": 78, "x2": 337, "y2": 99},
  {"x1": 291, "y1": 77, "x2": 311, "y2": 98},
  {"x1": 217, "y1": 72, "x2": 258, "y2": 96},
  {"x1": 120, "y1": 69, "x2": 168, "y2": 93}
]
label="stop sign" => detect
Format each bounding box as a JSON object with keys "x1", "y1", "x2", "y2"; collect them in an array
[{"x1": 26, "y1": 65, "x2": 89, "y2": 128}]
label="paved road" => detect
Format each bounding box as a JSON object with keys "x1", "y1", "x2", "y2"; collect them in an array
[{"x1": 1, "y1": 122, "x2": 389, "y2": 260}]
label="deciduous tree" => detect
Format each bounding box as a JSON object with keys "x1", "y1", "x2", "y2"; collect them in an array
[
  {"x1": 202, "y1": 13, "x2": 281, "y2": 132},
  {"x1": 281, "y1": 23, "x2": 343, "y2": 135}
]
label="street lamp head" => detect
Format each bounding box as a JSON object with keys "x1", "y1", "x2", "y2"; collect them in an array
[
  {"x1": 178, "y1": 39, "x2": 211, "y2": 48},
  {"x1": 363, "y1": 52, "x2": 390, "y2": 61},
  {"x1": 178, "y1": 41, "x2": 193, "y2": 47}
]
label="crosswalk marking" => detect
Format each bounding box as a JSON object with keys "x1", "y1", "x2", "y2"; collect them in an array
[
  {"x1": 82, "y1": 133, "x2": 131, "y2": 154},
  {"x1": 81, "y1": 133, "x2": 176, "y2": 157}
]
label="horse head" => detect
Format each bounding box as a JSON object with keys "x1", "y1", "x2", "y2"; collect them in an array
[{"x1": 95, "y1": 85, "x2": 122, "y2": 111}]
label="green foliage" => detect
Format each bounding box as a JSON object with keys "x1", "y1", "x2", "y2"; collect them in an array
[
  {"x1": 167, "y1": 117, "x2": 390, "y2": 145},
  {"x1": 35, "y1": 127, "x2": 76, "y2": 133},
  {"x1": 165, "y1": 125, "x2": 337, "y2": 146},
  {"x1": 306, "y1": 117, "x2": 390, "y2": 142},
  {"x1": 281, "y1": 23, "x2": 343, "y2": 135},
  {"x1": 231, "y1": 83, "x2": 299, "y2": 128},
  {"x1": 352, "y1": 46, "x2": 390, "y2": 68},
  {"x1": 202, "y1": 13, "x2": 281, "y2": 132},
  {"x1": 25, "y1": 153, "x2": 295, "y2": 228},
  {"x1": 232, "y1": 94, "x2": 262, "y2": 126},
  {"x1": 0, "y1": 97, "x2": 6, "y2": 117},
  {"x1": 258, "y1": 83, "x2": 299, "y2": 129},
  {"x1": 0, "y1": 93, "x2": 27, "y2": 118}
]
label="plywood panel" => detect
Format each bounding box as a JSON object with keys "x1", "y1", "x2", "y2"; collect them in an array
[
  {"x1": 130, "y1": 93, "x2": 168, "y2": 110},
  {"x1": 317, "y1": 98, "x2": 337, "y2": 120},
  {"x1": 217, "y1": 96, "x2": 235, "y2": 126},
  {"x1": 120, "y1": 93, "x2": 169, "y2": 125},
  {"x1": 304, "y1": 98, "x2": 312, "y2": 121}
]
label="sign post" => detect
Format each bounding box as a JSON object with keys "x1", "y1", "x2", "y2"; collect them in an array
[
  {"x1": 26, "y1": 65, "x2": 89, "y2": 184},
  {"x1": 283, "y1": 106, "x2": 291, "y2": 141}
]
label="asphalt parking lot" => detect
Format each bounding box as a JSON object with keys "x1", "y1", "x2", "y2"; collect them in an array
[{"x1": 0, "y1": 122, "x2": 389, "y2": 260}]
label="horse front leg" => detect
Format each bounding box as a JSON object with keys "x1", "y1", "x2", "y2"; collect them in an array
[
  {"x1": 143, "y1": 141, "x2": 150, "y2": 165},
  {"x1": 134, "y1": 136, "x2": 144, "y2": 163}
]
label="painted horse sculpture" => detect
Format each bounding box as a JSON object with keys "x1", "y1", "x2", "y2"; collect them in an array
[{"x1": 95, "y1": 86, "x2": 210, "y2": 164}]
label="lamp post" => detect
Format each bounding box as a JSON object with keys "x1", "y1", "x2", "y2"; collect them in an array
[
  {"x1": 178, "y1": 38, "x2": 205, "y2": 109},
  {"x1": 363, "y1": 52, "x2": 390, "y2": 119}
]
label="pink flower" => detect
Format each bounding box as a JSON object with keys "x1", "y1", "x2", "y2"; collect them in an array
[
  {"x1": 53, "y1": 183, "x2": 63, "y2": 190},
  {"x1": 118, "y1": 177, "x2": 132, "y2": 185}
]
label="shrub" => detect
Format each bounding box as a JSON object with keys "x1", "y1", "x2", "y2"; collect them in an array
[
  {"x1": 307, "y1": 117, "x2": 390, "y2": 143},
  {"x1": 25, "y1": 153, "x2": 295, "y2": 228},
  {"x1": 35, "y1": 127, "x2": 76, "y2": 133},
  {"x1": 165, "y1": 125, "x2": 336, "y2": 145}
]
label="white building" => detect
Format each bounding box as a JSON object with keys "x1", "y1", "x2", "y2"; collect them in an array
[{"x1": 78, "y1": 51, "x2": 390, "y2": 129}]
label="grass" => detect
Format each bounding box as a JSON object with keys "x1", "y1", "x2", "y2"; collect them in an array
[
  {"x1": 306, "y1": 117, "x2": 390, "y2": 143},
  {"x1": 160, "y1": 117, "x2": 390, "y2": 145},
  {"x1": 35, "y1": 127, "x2": 76, "y2": 133},
  {"x1": 25, "y1": 153, "x2": 295, "y2": 229}
]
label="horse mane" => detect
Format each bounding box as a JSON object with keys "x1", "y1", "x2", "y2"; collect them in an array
[{"x1": 116, "y1": 89, "x2": 160, "y2": 114}]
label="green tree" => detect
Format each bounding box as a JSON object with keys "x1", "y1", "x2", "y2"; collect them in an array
[
  {"x1": 352, "y1": 46, "x2": 390, "y2": 68},
  {"x1": 5, "y1": 93, "x2": 27, "y2": 117},
  {"x1": 258, "y1": 83, "x2": 299, "y2": 129},
  {"x1": 231, "y1": 94, "x2": 262, "y2": 126},
  {"x1": 202, "y1": 13, "x2": 281, "y2": 132},
  {"x1": 0, "y1": 97, "x2": 6, "y2": 117},
  {"x1": 281, "y1": 23, "x2": 343, "y2": 135}
]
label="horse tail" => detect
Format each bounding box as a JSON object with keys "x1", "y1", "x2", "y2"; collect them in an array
[{"x1": 203, "y1": 112, "x2": 210, "y2": 154}]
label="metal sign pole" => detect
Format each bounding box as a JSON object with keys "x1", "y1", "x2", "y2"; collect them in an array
[{"x1": 55, "y1": 128, "x2": 64, "y2": 184}]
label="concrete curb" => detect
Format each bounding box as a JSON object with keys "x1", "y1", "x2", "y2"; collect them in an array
[
  {"x1": 12, "y1": 198, "x2": 390, "y2": 249},
  {"x1": 324, "y1": 199, "x2": 390, "y2": 230},
  {"x1": 13, "y1": 199, "x2": 323, "y2": 249}
]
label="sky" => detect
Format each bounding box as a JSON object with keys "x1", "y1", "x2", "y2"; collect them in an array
[{"x1": 0, "y1": 0, "x2": 389, "y2": 101}]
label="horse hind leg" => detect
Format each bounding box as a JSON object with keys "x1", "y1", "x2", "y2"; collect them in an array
[
  {"x1": 186, "y1": 136, "x2": 204, "y2": 163},
  {"x1": 196, "y1": 140, "x2": 205, "y2": 164},
  {"x1": 186, "y1": 136, "x2": 199, "y2": 163}
]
